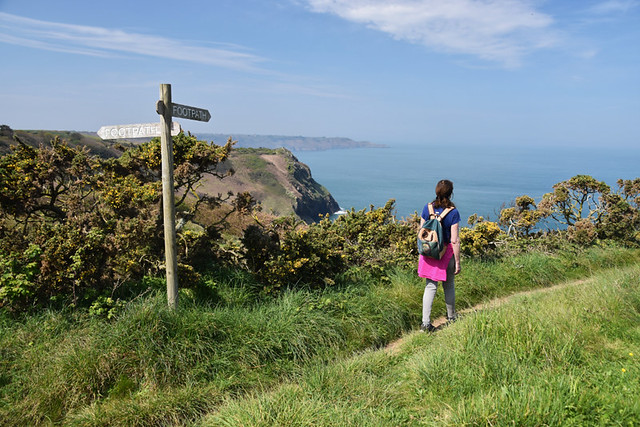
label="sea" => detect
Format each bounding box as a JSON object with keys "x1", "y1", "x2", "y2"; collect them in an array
[{"x1": 293, "y1": 142, "x2": 639, "y2": 223}]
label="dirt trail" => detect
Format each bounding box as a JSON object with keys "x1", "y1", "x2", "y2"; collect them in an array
[{"x1": 385, "y1": 279, "x2": 587, "y2": 354}]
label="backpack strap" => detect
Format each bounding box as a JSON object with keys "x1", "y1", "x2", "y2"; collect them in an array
[
  {"x1": 428, "y1": 203, "x2": 453, "y2": 221},
  {"x1": 439, "y1": 207, "x2": 453, "y2": 220},
  {"x1": 427, "y1": 203, "x2": 436, "y2": 219}
]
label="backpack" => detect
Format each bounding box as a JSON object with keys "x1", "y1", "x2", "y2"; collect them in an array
[{"x1": 417, "y1": 204, "x2": 453, "y2": 259}]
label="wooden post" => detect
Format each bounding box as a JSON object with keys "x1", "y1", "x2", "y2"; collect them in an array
[{"x1": 159, "y1": 83, "x2": 179, "y2": 309}]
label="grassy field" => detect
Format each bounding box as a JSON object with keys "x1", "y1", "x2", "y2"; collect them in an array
[{"x1": 0, "y1": 246, "x2": 638, "y2": 426}]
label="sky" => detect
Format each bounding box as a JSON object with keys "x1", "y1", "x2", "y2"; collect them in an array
[{"x1": 0, "y1": 0, "x2": 638, "y2": 147}]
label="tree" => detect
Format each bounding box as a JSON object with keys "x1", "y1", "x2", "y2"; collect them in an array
[
  {"x1": 598, "y1": 178, "x2": 640, "y2": 244},
  {"x1": 499, "y1": 195, "x2": 544, "y2": 237},
  {"x1": 538, "y1": 175, "x2": 610, "y2": 226}
]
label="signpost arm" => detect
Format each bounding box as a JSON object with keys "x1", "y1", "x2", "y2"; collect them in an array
[{"x1": 159, "y1": 83, "x2": 179, "y2": 309}]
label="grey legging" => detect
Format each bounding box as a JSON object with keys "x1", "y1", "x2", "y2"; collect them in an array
[{"x1": 422, "y1": 255, "x2": 456, "y2": 325}]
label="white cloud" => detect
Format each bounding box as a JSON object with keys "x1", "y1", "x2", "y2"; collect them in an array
[
  {"x1": 303, "y1": 0, "x2": 556, "y2": 67},
  {"x1": 0, "y1": 12, "x2": 266, "y2": 71},
  {"x1": 0, "y1": 12, "x2": 355, "y2": 100},
  {"x1": 577, "y1": 48, "x2": 599, "y2": 59},
  {"x1": 587, "y1": 0, "x2": 639, "y2": 15}
]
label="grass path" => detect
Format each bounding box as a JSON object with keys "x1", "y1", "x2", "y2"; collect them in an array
[{"x1": 385, "y1": 277, "x2": 587, "y2": 353}]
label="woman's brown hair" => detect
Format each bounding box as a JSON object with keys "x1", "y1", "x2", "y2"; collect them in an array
[{"x1": 432, "y1": 179, "x2": 455, "y2": 208}]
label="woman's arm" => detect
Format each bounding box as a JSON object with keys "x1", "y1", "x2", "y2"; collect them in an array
[{"x1": 450, "y1": 222, "x2": 461, "y2": 274}]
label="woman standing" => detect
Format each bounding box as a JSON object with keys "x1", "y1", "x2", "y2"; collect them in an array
[{"x1": 418, "y1": 179, "x2": 461, "y2": 332}]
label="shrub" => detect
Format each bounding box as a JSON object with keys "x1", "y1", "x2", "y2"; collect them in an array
[
  {"x1": 567, "y1": 218, "x2": 598, "y2": 246},
  {"x1": 242, "y1": 200, "x2": 416, "y2": 293},
  {"x1": 261, "y1": 224, "x2": 346, "y2": 293},
  {"x1": 0, "y1": 134, "x2": 238, "y2": 313},
  {"x1": 460, "y1": 216, "x2": 502, "y2": 257},
  {"x1": 598, "y1": 179, "x2": 640, "y2": 245},
  {"x1": 331, "y1": 200, "x2": 416, "y2": 273},
  {"x1": 0, "y1": 244, "x2": 42, "y2": 312},
  {"x1": 499, "y1": 195, "x2": 545, "y2": 237},
  {"x1": 242, "y1": 216, "x2": 345, "y2": 293}
]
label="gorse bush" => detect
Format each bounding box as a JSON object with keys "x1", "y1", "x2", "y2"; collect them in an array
[
  {"x1": 509, "y1": 175, "x2": 640, "y2": 245},
  {"x1": 1, "y1": 131, "x2": 639, "y2": 314},
  {"x1": 499, "y1": 195, "x2": 544, "y2": 237},
  {"x1": 243, "y1": 200, "x2": 416, "y2": 293},
  {"x1": 330, "y1": 200, "x2": 416, "y2": 273},
  {"x1": 0, "y1": 134, "x2": 246, "y2": 312},
  {"x1": 539, "y1": 174, "x2": 611, "y2": 226},
  {"x1": 599, "y1": 178, "x2": 640, "y2": 244},
  {"x1": 0, "y1": 138, "x2": 145, "y2": 311},
  {"x1": 0, "y1": 244, "x2": 42, "y2": 310},
  {"x1": 460, "y1": 215, "x2": 502, "y2": 257}
]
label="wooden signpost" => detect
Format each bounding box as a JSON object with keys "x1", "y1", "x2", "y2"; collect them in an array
[
  {"x1": 156, "y1": 83, "x2": 211, "y2": 309},
  {"x1": 98, "y1": 84, "x2": 211, "y2": 310}
]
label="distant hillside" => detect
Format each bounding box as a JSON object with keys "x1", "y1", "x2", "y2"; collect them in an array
[
  {"x1": 196, "y1": 133, "x2": 386, "y2": 151},
  {"x1": 0, "y1": 125, "x2": 123, "y2": 158},
  {"x1": 1, "y1": 126, "x2": 383, "y2": 153}
]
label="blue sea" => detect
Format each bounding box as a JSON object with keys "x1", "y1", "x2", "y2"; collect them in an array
[{"x1": 294, "y1": 143, "x2": 639, "y2": 222}]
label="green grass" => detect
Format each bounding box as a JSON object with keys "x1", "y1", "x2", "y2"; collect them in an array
[
  {"x1": 432, "y1": 244, "x2": 638, "y2": 321},
  {"x1": 205, "y1": 264, "x2": 640, "y2": 426},
  {"x1": 0, "y1": 246, "x2": 638, "y2": 425},
  {"x1": 0, "y1": 280, "x2": 416, "y2": 425}
]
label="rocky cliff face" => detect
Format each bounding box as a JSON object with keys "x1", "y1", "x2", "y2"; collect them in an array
[{"x1": 285, "y1": 151, "x2": 340, "y2": 222}]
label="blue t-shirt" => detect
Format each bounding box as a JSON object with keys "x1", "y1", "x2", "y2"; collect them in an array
[{"x1": 420, "y1": 204, "x2": 461, "y2": 244}]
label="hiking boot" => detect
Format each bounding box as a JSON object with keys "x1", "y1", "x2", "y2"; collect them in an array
[
  {"x1": 446, "y1": 315, "x2": 458, "y2": 325},
  {"x1": 420, "y1": 322, "x2": 436, "y2": 333}
]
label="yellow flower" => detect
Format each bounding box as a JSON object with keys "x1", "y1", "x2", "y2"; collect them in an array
[
  {"x1": 630, "y1": 353, "x2": 634, "y2": 357},
  {"x1": 621, "y1": 368, "x2": 626, "y2": 373}
]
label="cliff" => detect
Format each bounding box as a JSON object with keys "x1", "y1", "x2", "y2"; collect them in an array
[{"x1": 203, "y1": 147, "x2": 339, "y2": 222}]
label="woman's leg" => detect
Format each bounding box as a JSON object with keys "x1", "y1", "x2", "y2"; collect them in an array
[
  {"x1": 442, "y1": 256, "x2": 456, "y2": 319},
  {"x1": 422, "y1": 279, "x2": 438, "y2": 326}
]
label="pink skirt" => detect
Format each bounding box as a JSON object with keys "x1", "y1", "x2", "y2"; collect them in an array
[{"x1": 418, "y1": 244, "x2": 453, "y2": 281}]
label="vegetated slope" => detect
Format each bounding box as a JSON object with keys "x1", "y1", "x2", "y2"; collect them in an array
[
  {"x1": 0, "y1": 126, "x2": 340, "y2": 222},
  {"x1": 202, "y1": 147, "x2": 339, "y2": 222},
  {"x1": 0, "y1": 125, "x2": 122, "y2": 158}
]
